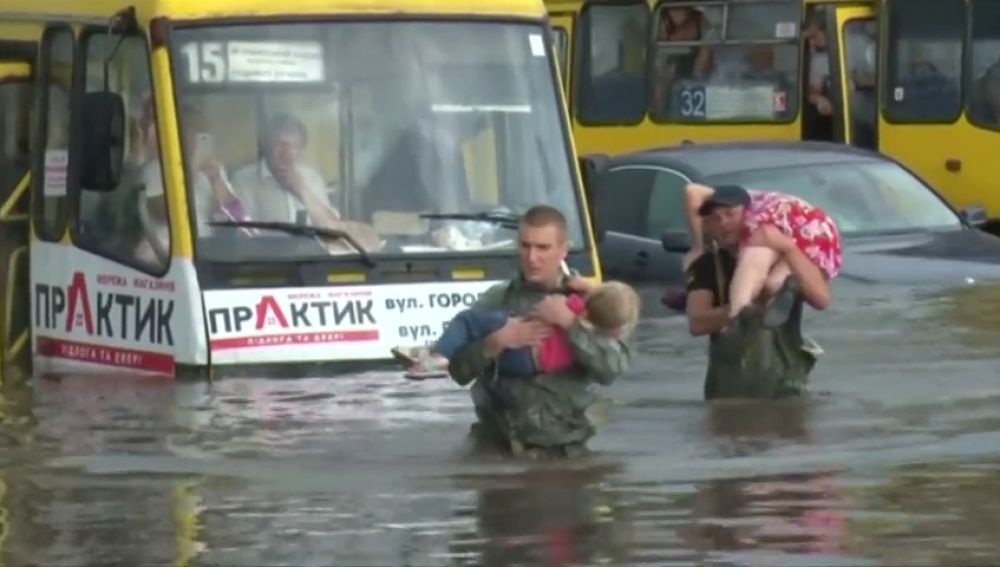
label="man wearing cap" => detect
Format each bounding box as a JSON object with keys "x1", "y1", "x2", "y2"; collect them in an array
[{"x1": 682, "y1": 184, "x2": 827, "y2": 400}]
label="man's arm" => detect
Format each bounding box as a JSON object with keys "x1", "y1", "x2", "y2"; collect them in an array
[
  {"x1": 530, "y1": 294, "x2": 630, "y2": 385},
  {"x1": 297, "y1": 170, "x2": 342, "y2": 227},
  {"x1": 781, "y1": 240, "x2": 832, "y2": 310},
  {"x1": 757, "y1": 224, "x2": 832, "y2": 311},
  {"x1": 563, "y1": 321, "x2": 631, "y2": 386},
  {"x1": 686, "y1": 290, "x2": 729, "y2": 336},
  {"x1": 446, "y1": 283, "x2": 509, "y2": 386},
  {"x1": 684, "y1": 252, "x2": 731, "y2": 335}
]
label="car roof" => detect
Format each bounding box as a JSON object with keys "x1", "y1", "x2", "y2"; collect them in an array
[{"x1": 595, "y1": 140, "x2": 888, "y2": 180}]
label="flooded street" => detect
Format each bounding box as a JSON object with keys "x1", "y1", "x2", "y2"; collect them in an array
[{"x1": 1, "y1": 280, "x2": 1000, "y2": 566}]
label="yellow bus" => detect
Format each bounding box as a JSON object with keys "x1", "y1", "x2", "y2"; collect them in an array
[
  {"x1": 0, "y1": 0, "x2": 601, "y2": 382},
  {"x1": 546, "y1": 0, "x2": 1000, "y2": 226}
]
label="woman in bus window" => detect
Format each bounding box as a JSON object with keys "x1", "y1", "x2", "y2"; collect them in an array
[
  {"x1": 653, "y1": 6, "x2": 713, "y2": 114},
  {"x1": 969, "y1": 62, "x2": 1000, "y2": 126}
]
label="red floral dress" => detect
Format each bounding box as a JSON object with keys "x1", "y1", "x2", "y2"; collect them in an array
[{"x1": 741, "y1": 190, "x2": 843, "y2": 279}]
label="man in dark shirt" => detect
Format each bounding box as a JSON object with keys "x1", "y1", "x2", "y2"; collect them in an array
[{"x1": 683, "y1": 187, "x2": 827, "y2": 400}]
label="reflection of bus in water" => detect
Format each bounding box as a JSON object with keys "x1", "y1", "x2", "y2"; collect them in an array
[
  {"x1": 0, "y1": 0, "x2": 600, "y2": 381},
  {"x1": 547, "y1": 0, "x2": 1000, "y2": 228}
]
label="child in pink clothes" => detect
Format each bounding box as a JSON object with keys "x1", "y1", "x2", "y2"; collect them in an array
[{"x1": 393, "y1": 280, "x2": 639, "y2": 380}]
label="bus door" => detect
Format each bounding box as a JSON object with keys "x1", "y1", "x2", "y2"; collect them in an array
[
  {"x1": 827, "y1": 5, "x2": 878, "y2": 150},
  {"x1": 877, "y1": 0, "x2": 972, "y2": 214},
  {"x1": 0, "y1": 59, "x2": 32, "y2": 384},
  {"x1": 549, "y1": 12, "x2": 574, "y2": 96},
  {"x1": 961, "y1": 0, "x2": 1000, "y2": 225}
]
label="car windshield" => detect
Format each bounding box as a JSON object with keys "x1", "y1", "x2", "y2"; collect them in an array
[
  {"x1": 169, "y1": 21, "x2": 583, "y2": 261},
  {"x1": 707, "y1": 160, "x2": 963, "y2": 235}
]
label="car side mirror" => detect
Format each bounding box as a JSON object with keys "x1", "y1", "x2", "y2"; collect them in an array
[
  {"x1": 661, "y1": 230, "x2": 692, "y2": 252},
  {"x1": 578, "y1": 154, "x2": 609, "y2": 244},
  {"x1": 959, "y1": 205, "x2": 988, "y2": 228},
  {"x1": 78, "y1": 91, "x2": 126, "y2": 192}
]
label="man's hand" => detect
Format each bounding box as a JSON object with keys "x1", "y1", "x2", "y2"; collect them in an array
[
  {"x1": 274, "y1": 166, "x2": 307, "y2": 197},
  {"x1": 484, "y1": 317, "x2": 551, "y2": 356},
  {"x1": 531, "y1": 295, "x2": 578, "y2": 329},
  {"x1": 811, "y1": 94, "x2": 833, "y2": 116}
]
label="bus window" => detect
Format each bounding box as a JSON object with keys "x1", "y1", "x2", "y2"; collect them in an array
[
  {"x1": 650, "y1": 0, "x2": 800, "y2": 123},
  {"x1": 33, "y1": 28, "x2": 73, "y2": 242},
  {"x1": 172, "y1": 21, "x2": 585, "y2": 260},
  {"x1": 883, "y1": 0, "x2": 964, "y2": 123},
  {"x1": 75, "y1": 33, "x2": 170, "y2": 273},
  {"x1": 968, "y1": 0, "x2": 1000, "y2": 129},
  {"x1": 577, "y1": 2, "x2": 648, "y2": 125}
]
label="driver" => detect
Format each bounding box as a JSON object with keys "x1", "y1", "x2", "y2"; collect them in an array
[{"x1": 207, "y1": 112, "x2": 341, "y2": 227}]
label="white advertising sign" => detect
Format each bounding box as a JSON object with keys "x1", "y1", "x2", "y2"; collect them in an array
[
  {"x1": 203, "y1": 280, "x2": 504, "y2": 364},
  {"x1": 226, "y1": 41, "x2": 325, "y2": 83},
  {"x1": 30, "y1": 242, "x2": 207, "y2": 377}
]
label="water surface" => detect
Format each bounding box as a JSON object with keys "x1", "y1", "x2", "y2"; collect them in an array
[{"x1": 1, "y1": 280, "x2": 999, "y2": 566}]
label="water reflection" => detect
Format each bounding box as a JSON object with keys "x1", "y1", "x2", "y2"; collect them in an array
[
  {"x1": 447, "y1": 460, "x2": 630, "y2": 567},
  {"x1": 680, "y1": 400, "x2": 849, "y2": 563}
]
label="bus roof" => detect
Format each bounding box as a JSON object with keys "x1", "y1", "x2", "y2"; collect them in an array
[{"x1": 2, "y1": 0, "x2": 549, "y2": 23}]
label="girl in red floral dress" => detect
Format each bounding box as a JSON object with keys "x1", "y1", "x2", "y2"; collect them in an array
[{"x1": 684, "y1": 183, "x2": 842, "y2": 322}]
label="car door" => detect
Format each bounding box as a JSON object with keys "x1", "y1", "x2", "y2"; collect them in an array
[{"x1": 593, "y1": 165, "x2": 689, "y2": 283}]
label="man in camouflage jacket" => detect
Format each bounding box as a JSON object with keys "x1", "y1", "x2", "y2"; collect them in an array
[{"x1": 447, "y1": 206, "x2": 632, "y2": 457}]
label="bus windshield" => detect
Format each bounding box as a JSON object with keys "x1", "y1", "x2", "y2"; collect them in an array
[{"x1": 169, "y1": 21, "x2": 583, "y2": 261}]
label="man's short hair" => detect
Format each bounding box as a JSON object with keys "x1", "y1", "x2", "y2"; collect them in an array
[
  {"x1": 266, "y1": 112, "x2": 308, "y2": 146},
  {"x1": 520, "y1": 205, "x2": 568, "y2": 241}
]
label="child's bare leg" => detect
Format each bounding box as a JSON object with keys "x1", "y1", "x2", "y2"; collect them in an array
[
  {"x1": 763, "y1": 260, "x2": 793, "y2": 300},
  {"x1": 729, "y1": 245, "x2": 781, "y2": 318}
]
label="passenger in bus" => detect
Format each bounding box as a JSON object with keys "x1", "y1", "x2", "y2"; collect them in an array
[
  {"x1": 657, "y1": 6, "x2": 712, "y2": 76},
  {"x1": 391, "y1": 279, "x2": 639, "y2": 380},
  {"x1": 133, "y1": 100, "x2": 242, "y2": 246},
  {"x1": 653, "y1": 6, "x2": 712, "y2": 113},
  {"x1": 803, "y1": 11, "x2": 834, "y2": 139},
  {"x1": 227, "y1": 113, "x2": 341, "y2": 228},
  {"x1": 741, "y1": 46, "x2": 792, "y2": 89},
  {"x1": 969, "y1": 62, "x2": 1000, "y2": 126},
  {"x1": 684, "y1": 183, "x2": 838, "y2": 331}
]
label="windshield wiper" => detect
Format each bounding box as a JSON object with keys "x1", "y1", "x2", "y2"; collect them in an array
[
  {"x1": 419, "y1": 210, "x2": 520, "y2": 230},
  {"x1": 208, "y1": 220, "x2": 376, "y2": 268}
]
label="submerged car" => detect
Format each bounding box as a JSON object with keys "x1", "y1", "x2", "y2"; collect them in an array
[{"x1": 579, "y1": 141, "x2": 1000, "y2": 297}]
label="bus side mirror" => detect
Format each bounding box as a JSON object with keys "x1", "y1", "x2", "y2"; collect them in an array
[
  {"x1": 79, "y1": 91, "x2": 126, "y2": 192},
  {"x1": 578, "y1": 154, "x2": 608, "y2": 244},
  {"x1": 661, "y1": 230, "x2": 692, "y2": 252}
]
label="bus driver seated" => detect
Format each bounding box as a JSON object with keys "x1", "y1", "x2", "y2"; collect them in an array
[{"x1": 199, "y1": 112, "x2": 341, "y2": 228}]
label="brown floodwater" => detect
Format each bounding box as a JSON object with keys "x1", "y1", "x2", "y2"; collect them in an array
[{"x1": 0, "y1": 279, "x2": 999, "y2": 566}]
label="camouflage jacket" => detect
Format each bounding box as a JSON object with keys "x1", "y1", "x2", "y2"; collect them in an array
[{"x1": 448, "y1": 274, "x2": 632, "y2": 452}]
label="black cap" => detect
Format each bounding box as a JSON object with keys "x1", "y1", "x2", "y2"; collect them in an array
[{"x1": 698, "y1": 184, "x2": 751, "y2": 216}]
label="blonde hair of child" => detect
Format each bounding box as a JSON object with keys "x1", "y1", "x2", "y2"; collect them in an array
[{"x1": 584, "y1": 281, "x2": 641, "y2": 332}]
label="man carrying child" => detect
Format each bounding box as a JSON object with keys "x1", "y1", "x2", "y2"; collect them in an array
[{"x1": 394, "y1": 205, "x2": 637, "y2": 458}]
